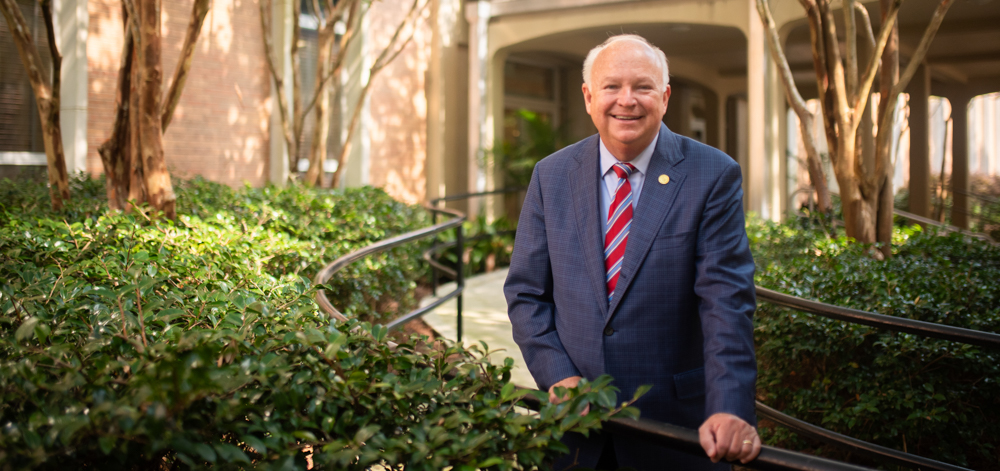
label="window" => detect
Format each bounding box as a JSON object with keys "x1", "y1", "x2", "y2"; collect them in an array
[{"x1": 0, "y1": 0, "x2": 51, "y2": 160}]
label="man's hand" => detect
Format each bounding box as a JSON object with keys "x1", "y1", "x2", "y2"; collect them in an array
[
  {"x1": 548, "y1": 376, "x2": 583, "y2": 404},
  {"x1": 698, "y1": 412, "x2": 761, "y2": 464},
  {"x1": 548, "y1": 376, "x2": 591, "y2": 415}
]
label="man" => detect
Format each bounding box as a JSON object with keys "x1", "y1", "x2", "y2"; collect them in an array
[{"x1": 504, "y1": 34, "x2": 760, "y2": 470}]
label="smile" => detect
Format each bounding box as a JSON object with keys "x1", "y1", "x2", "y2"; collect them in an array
[{"x1": 612, "y1": 115, "x2": 642, "y2": 120}]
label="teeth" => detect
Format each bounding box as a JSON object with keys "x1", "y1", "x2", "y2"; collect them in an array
[{"x1": 614, "y1": 115, "x2": 640, "y2": 120}]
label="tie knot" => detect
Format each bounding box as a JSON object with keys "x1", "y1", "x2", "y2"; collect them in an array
[{"x1": 612, "y1": 162, "x2": 636, "y2": 179}]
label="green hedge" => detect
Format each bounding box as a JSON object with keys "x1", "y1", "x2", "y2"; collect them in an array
[
  {"x1": 751, "y1": 221, "x2": 1000, "y2": 469},
  {"x1": 0, "y1": 176, "x2": 630, "y2": 469}
]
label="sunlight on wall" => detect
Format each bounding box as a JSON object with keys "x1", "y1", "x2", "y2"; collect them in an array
[{"x1": 365, "y1": 0, "x2": 433, "y2": 204}]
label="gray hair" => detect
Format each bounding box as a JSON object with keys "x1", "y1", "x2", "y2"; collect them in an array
[{"x1": 582, "y1": 34, "x2": 670, "y2": 88}]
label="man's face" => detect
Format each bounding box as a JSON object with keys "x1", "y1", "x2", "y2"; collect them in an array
[{"x1": 582, "y1": 40, "x2": 671, "y2": 161}]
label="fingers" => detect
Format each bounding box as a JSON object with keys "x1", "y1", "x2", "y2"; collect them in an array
[
  {"x1": 743, "y1": 434, "x2": 762, "y2": 464},
  {"x1": 699, "y1": 413, "x2": 761, "y2": 464},
  {"x1": 547, "y1": 375, "x2": 583, "y2": 404},
  {"x1": 698, "y1": 421, "x2": 717, "y2": 461}
]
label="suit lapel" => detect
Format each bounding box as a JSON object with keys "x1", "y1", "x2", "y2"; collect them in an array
[
  {"x1": 608, "y1": 124, "x2": 688, "y2": 317},
  {"x1": 567, "y1": 137, "x2": 609, "y2": 318}
]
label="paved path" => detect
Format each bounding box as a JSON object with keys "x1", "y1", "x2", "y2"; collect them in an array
[{"x1": 420, "y1": 268, "x2": 537, "y2": 388}]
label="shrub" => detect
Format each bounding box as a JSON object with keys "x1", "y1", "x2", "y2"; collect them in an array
[
  {"x1": 750, "y1": 221, "x2": 1000, "y2": 469},
  {"x1": 436, "y1": 215, "x2": 515, "y2": 278},
  {"x1": 0, "y1": 176, "x2": 632, "y2": 469}
]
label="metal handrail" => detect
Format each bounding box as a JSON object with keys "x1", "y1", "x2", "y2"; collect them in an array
[
  {"x1": 756, "y1": 286, "x2": 1000, "y2": 349},
  {"x1": 893, "y1": 208, "x2": 997, "y2": 245},
  {"x1": 313, "y1": 195, "x2": 887, "y2": 471},
  {"x1": 426, "y1": 187, "x2": 526, "y2": 303},
  {"x1": 314, "y1": 189, "x2": 991, "y2": 470},
  {"x1": 793, "y1": 188, "x2": 997, "y2": 244},
  {"x1": 513, "y1": 390, "x2": 877, "y2": 471},
  {"x1": 314, "y1": 205, "x2": 465, "y2": 326},
  {"x1": 756, "y1": 402, "x2": 970, "y2": 471}
]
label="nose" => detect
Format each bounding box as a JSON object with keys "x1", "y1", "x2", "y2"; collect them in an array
[{"x1": 616, "y1": 87, "x2": 638, "y2": 106}]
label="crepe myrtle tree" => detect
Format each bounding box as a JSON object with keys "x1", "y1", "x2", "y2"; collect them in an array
[
  {"x1": 96, "y1": 0, "x2": 213, "y2": 220},
  {"x1": 757, "y1": 0, "x2": 954, "y2": 257},
  {"x1": 260, "y1": 0, "x2": 428, "y2": 187},
  {"x1": 0, "y1": 0, "x2": 69, "y2": 210}
]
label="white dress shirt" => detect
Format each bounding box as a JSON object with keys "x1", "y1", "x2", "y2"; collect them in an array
[{"x1": 599, "y1": 134, "x2": 658, "y2": 234}]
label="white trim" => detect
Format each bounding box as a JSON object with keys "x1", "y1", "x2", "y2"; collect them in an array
[
  {"x1": 269, "y1": 0, "x2": 295, "y2": 185},
  {"x1": 55, "y1": 0, "x2": 89, "y2": 174},
  {"x1": 0, "y1": 152, "x2": 48, "y2": 166}
]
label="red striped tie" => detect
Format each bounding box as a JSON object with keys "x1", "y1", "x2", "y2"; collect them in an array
[{"x1": 605, "y1": 162, "x2": 636, "y2": 302}]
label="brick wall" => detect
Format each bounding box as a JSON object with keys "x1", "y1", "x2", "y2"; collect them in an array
[
  {"x1": 365, "y1": 0, "x2": 431, "y2": 205},
  {"x1": 86, "y1": 0, "x2": 271, "y2": 187}
]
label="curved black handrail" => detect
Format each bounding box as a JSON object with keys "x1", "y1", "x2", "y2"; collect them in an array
[
  {"x1": 313, "y1": 195, "x2": 887, "y2": 471},
  {"x1": 315, "y1": 188, "x2": 988, "y2": 471},
  {"x1": 514, "y1": 391, "x2": 877, "y2": 471},
  {"x1": 793, "y1": 188, "x2": 997, "y2": 245},
  {"x1": 314, "y1": 205, "x2": 465, "y2": 323},
  {"x1": 756, "y1": 286, "x2": 1000, "y2": 349},
  {"x1": 756, "y1": 402, "x2": 970, "y2": 471},
  {"x1": 893, "y1": 208, "x2": 997, "y2": 245}
]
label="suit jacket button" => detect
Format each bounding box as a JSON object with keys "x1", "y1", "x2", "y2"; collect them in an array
[{"x1": 604, "y1": 326, "x2": 614, "y2": 336}]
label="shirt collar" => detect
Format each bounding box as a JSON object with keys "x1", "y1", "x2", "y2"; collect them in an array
[{"x1": 598, "y1": 133, "x2": 658, "y2": 178}]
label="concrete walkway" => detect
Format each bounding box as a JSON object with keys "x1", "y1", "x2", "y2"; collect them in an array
[{"x1": 420, "y1": 268, "x2": 537, "y2": 388}]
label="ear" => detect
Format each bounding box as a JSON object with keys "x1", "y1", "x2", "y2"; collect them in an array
[
  {"x1": 662, "y1": 84, "x2": 672, "y2": 110},
  {"x1": 582, "y1": 83, "x2": 593, "y2": 114}
]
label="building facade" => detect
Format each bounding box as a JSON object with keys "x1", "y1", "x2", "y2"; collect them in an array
[{"x1": 2, "y1": 0, "x2": 999, "y2": 224}]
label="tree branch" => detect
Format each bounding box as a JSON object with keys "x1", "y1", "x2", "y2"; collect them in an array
[
  {"x1": 756, "y1": 0, "x2": 831, "y2": 213},
  {"x1": 876, "y1": 0, "x2": 955, "y2": 166},
  {"x1": 851, "y1": 0, "x2": 901, "y2": 135},
  {"x1": 162, "y1": 0, "x2": 211, "y2": 132},
  {"x1": 854, "y1": 2, "x2": 876, "y2": 55},
  {"x1": 330, "y1": 0, "x2": 428, "y2": 187},
  {"x1": 799, "y1": 0, "x2": 839, "y2": 162},
  {"x1": 892, "y1": 0, "x2": 954, "y2": 99},
  {"x1": 844, "y1": 0, "x2": 858, "y2": 103},
  {"x1": 818, "y1": 1, "x2": 850, "y2": 131},
  {"x1": 299, "y1": 0, "x2": 360, "y2": 123},
  {"x1": 40, "y1": 0, "x2": 60, "y2": 103},
  {"x1": 258, "y1": 0, "x2": 297, "y2": 167}
]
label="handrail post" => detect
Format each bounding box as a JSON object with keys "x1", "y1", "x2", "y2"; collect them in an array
[
  {"x1": 430, "y1": 207, "x2": 439, "y2": 296},
  {"x1": 456, "y1": 222, "x2": 464, "y2": 343}
]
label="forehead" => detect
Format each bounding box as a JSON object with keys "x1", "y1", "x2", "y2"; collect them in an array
[{"x1": 592, "y1": 40, "x2": 663, "y2": 83}]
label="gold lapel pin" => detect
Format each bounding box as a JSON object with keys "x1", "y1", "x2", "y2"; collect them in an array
[{"x1": 658, "y1": 174, "x2": 670, "y2": 185}]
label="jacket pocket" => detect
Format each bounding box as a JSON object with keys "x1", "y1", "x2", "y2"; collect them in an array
[
  {"x1": 649, "y1": 229, "x2": 695, "y2": 253},
  {"x1": 673, "y1": 367, "x2": 705, "y2": 400}
]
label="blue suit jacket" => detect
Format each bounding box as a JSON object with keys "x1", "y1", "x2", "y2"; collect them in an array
[{"x1": 504, "y1": 124, "x2": 757, "y2": 469}]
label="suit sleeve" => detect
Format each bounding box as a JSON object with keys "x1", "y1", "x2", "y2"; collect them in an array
[
  {"x1": 504, "y1": 166, "x2": 581, "y2": 390},
  {"x1": 694, "y1": 162, "x2": 758, "y2": 425}
]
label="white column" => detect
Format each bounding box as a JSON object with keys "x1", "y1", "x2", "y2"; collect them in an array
[
  {"x1": 268, "y1": 0, "x2": 294, "y2": 185},
  {"x1": 746, "y1": 0, "x2": 767, "y2": 217},
  {"x1": 55, "y1": 0, "x2": 88, "y2": 175},
  {"x1": 340, "y1": 9, "x2": 369, "y2": 188},
  {"x1": 466, "y1": 0, "x2": 489, "y2": 198},
  {"x1": 767, "y1": 33, "x2": 787, "y2": 221}
]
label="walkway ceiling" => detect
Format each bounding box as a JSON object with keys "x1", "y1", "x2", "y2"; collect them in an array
[
  {"x1": 502, "y1": 22, "x2": 747, "y2": 82},
  {"x1": 493, "y1": 0, "x2": 999, "y2": 100},
  {"x1": 784, "y1": 0, "x2": 1000, "y2": 99}
]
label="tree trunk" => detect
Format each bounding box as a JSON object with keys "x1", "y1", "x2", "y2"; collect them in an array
[
  {"x1": 162, "y1": 0, "x2": 211, "y2": 132},
  {"x1": 136, "y1": 0, "x2": 176, "y2": 219},
  {"x1": 0, "y1": 0, "x2": 70, "y2": 210},
  {"x1": 304, "y1": 24, "x2": 335, "y2": 186},
  {"x1": 875, "y1": 0, "x2": 901, "y2": 258},
  {"x1": 329, "y1": 0, "x2": 427, "y2": 188},
  {"x1": 98, "y1": 22, "x2": 135, "y2": 211}
]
